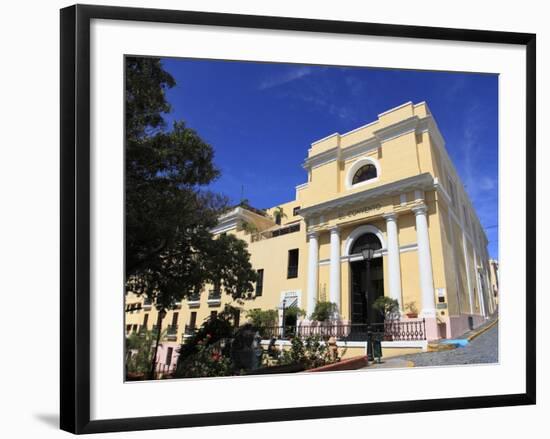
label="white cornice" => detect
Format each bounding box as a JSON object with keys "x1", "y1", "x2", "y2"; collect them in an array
[
  {"x1": 211, "y1": 207, "x2": 275, "y2": 235},
  {"x1": 340, "y1": 136, "x2": 380, "y2": 161},
  {"x1": 304, "y1": 114, "x2": 428, "y2": 170},
  {"x1": 310, "y1": 132, "x2": 339, "y2": 146},
  {"x1": 377, "y1": 101, "x2": 413, "y2": 118},
  {"x1": 299, "y1": 172, "x2": 435, "y2": 218},
  {"x1": 372, "y1": 115, "x2": 419, "y2": 144}
]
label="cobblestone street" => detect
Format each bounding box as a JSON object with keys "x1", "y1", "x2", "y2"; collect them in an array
[{"x1": 400, "y1": 323, "x2": 499, "y2": 367}]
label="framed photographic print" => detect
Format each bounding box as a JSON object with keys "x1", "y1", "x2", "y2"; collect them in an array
[{"x1": 60, "y1": 4, "x2": 536, "y2": 434}]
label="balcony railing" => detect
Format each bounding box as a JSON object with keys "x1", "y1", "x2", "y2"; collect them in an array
[
  {"x1": 187, "y1": 293, "x2": 200, "y2": 307},
  {"x1": 256, "y1": 320, "x2": 426, "y2": 341},
  {"x1": 207, "y1": 290, "x2": 221, "y2": 306},
  {"x1": 183, "y1": 324, "x2": 196, "y2": 338},
  {"x1": 166, "y1": 324, "x2": 178, "y2": 340},
  {"x1": 251, "y1": 223, "x2": 301, "y2": 242}
]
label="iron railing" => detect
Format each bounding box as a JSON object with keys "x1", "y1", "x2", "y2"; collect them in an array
[
  {"x1": 166, "y1": 324, "x2": 178, "y2": 338},
  {"x1": 207, "y1": 290, "x2": 221, "y2": 302},
  {"x1": 183, "y1": 324, "x2": 196, "y2": 337},
  {"x1": 256, "y1": 319, "x2": 426, "y2": 341},
  {"x1": 155, "y1": 363, "x2": 177, "y2": 376}
]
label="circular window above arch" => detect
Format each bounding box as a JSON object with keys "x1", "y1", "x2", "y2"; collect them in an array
[{"x1": 345, "y1": 156, "x2": 380, "y2": 190}]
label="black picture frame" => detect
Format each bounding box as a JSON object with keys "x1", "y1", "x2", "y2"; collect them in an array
[{"x1": 60, "y1": 4, "x2": 536, "y2": 434}]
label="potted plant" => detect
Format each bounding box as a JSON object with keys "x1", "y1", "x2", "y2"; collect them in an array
[{"x1": 404, "y1": 301, "x2": 419, "y2": 319}]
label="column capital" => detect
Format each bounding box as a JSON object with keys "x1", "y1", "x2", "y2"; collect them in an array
[
  {"x1": 328, "y1": 225, "x2": 340, "y2": 233},
  {"x1": 383, "y1": 212, "x2": 398, "y2": 222},
  {"x1": 412, "y1": 203, "x2": 428, "y2": 216},
  {"x1": 307, "y1": 230, "x2": 319, "y2": 239}
]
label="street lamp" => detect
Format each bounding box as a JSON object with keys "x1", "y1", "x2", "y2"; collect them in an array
[
  {"x1": 360, "y1": 245, "x2": 375, "y2": 361},
  {"x1": 361, "y1": 246, "x2": 375, "y2": 262}
]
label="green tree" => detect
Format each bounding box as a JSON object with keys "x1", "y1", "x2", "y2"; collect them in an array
[
  {"x1": 246, "y1": 309, "x2": 279, "y2": 328},
  {"x1": 125, "y1": 57, "x2": 257, "y2": 378},
  {"x1": 272, "y1": 206, "x2": 287, "y2": 225},
  {"x1": 126, "y1": 329, "x2": 164, "y2": 378}
]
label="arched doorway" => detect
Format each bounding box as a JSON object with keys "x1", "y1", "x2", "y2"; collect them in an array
[{"x1": 349, "y1": 232, "x2": 385, "y2": 325}]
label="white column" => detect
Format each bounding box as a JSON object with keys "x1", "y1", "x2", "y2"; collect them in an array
[
  {"x1": 383, "y1": 213, "x2": 403, "y2": 311},
  {"x1": 412, "y1": 204, "x2": 436, "y2": 317},
  {"x1": 307, "y1": 231, "x2": 319, "y2": 317},
  {"x1": 329, "y1": 226, "x2": 341, "y2": 315}
]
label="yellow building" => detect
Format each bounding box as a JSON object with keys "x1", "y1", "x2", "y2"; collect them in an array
[{"x1": 126, "y1": 101, "x2": 497, "y2": 371}]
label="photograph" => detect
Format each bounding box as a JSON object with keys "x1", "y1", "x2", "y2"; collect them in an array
[{"x1": 124, "y1": 56, "x2": 500, "y2": 381}]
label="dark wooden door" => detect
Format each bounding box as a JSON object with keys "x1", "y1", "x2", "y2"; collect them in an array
[{"x1": 350, "y1": 257, "x2": 384, "y2": 325}]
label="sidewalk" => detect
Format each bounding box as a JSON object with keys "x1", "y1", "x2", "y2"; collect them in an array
[{"x1": 362, "y1": 316, "x2": 499, "y2": 370}]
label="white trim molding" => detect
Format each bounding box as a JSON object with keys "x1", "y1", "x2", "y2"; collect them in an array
[
  {"x1": 345, "y1": 156, "x2": 381, "y2": 190},
  {"x1": 210, "y1": 206, "x2": 275, "y2": 234},
  {"x1": 344, "y1": 223, "x2": 386, "y2": 256}
]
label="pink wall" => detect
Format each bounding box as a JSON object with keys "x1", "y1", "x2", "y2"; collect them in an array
[
  {"x1": 154, "y1": 342, "x2": 181, "y2": 374},
  {"x1": 448, "y1": 314, "x2": 486, "y2": 339}
]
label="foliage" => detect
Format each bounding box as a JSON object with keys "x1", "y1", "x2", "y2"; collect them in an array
[
  {"x1": 237, "y1": 199, "x2": 268, "y2": 217},
  {"x1": 310, "y1": 301, "x2": 338, "y2": 322},
  {"x1": 125, "y1": 56, "x2": 257, "y2": 312},
  {"x1": 283, "y1": 307, "x2": 306, "y2": 322},
  {"x1": 239, "y1": 221, "x2": 259, "y2": 235},
  {"x1": 272, "y1": 206, "x2": 287, "y2": 224},
  {"x1": 126, "y1": 329, "x2": 162, "y2": 376},
  {"x1": 404, "y1": 301, "x2": 418, "y2": 315},
  {"x1": 176, "y1": 337, "x2": 234, "y2": 378},
  {"x1": 174, "y1": 305, "x2": 240, "y2": 377},
  {"x1": 278, "y1": 335, "x2": 338, "y2": 369},
  {"x1": 373, "y1": 296, "x2": 400, "y2": 320},
  {"x1": 247, "y1": 308, "x2": 278, "y2": 328}
]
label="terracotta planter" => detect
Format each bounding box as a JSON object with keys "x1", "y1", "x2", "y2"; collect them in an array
[{"x1": 406, "y1": 313, "x2": 418, "y2": 319}]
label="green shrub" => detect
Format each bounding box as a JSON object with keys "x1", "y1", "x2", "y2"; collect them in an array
[
  {"x1": 310, "y1": 301, "x2": 338, "y2": 322},
  {"x1": 126, "y1": 329, "x2": 159, "y2": 376},
  {"x1": 372, "y1": 296, "x2": 399, "y2": 320},
  {"x1": 246, "y1": 308, "x2": 278, "y2": 328},
  {"x1": 177, "y1": 336, "x2": 234, "y2": 378},
  {"x1": 175, "y1": 306, "x2": 237, "y2": 376},
  {"x1": 278, "y1": 335, "x2": 338, "y2": 369}
]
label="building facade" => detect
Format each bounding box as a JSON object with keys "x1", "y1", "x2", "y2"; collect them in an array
[{"x1": 125, "y1": 101, "x2": 497, "y2": 372}]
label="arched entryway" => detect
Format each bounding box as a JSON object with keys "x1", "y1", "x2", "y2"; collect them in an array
[{"x1": 349, "y1": 231, "x2": 385, "y2": 325}]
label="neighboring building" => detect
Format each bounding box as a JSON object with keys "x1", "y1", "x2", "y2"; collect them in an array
[
  {"x1": 125, "y1": 101, "x2": 497, "y2": 372},
  {"x1": 489, "y1": 259, "x2": 499, "y2": 306}
]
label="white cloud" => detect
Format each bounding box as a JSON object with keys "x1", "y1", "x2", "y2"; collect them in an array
[{"x1": 258, "y1": 66, "x2": 313, "y2": 90}]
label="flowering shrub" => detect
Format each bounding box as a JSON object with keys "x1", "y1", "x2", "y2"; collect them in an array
[
  {"x1": 177, "y1": 334, "x2": 234, "y2": 378},
  {"x1": 278, "y1": 335, "x2": 338, "y2": 369}
]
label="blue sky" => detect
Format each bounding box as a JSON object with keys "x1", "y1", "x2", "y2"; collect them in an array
[{"x1": 161, "y1": 58, "x2": 498, "y2": 258}]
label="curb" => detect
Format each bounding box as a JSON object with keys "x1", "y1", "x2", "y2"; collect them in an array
[
  {"x1": 465, "y1": 317, "x2": 499, "y2": 342},
  {"x1": 307, "y1": 355, "x2": 368, "y2": 372},
  {"x1": 427, "y1": 343, "x2": 456, "y2": 352}
]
